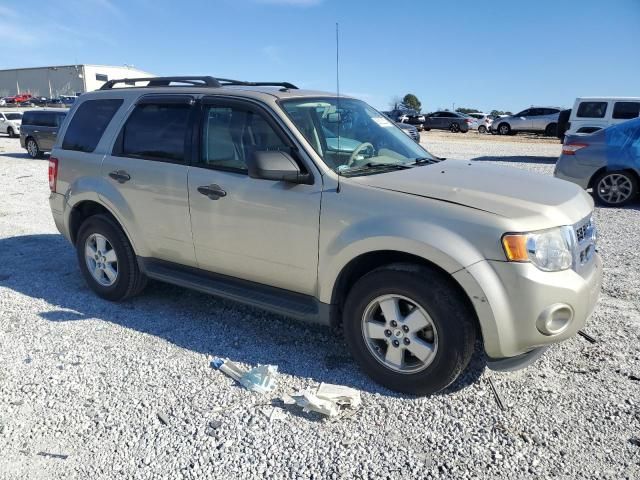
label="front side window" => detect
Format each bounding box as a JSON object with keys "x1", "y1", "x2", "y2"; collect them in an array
[
  {"x1": 63, "y1": 99, "x2": 122, "y2": 152},
  {"x1": 6, "y1": 113, "x2": 22, "y2": 121},
  {"x1": 516, "y1": 109, "x2": 530, "y2": 116},
  {"x1": 199, "y1": 104, "x2": 289, "y2": 172},
  {"x1": 119, "y1": 103, "x2": 191, "y2": 162},
  {"x1": 281, "y1": 97, "x2": 434, "y2": 176},
  {"x1": 612, "y1": 102, "x2": 640, "y2": 120},
  {"x1": 577, "y1": 101, "x2": 607, "y2": 118}
]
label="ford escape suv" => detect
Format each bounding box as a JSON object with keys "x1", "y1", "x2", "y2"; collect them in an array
[{"x1": 48, "y1": 76, "x2": 602, "y2": 395}]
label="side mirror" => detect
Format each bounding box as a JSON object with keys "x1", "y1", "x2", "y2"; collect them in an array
[{"x1": 247, "y1": 150, "x2": 312, "y2": 184}]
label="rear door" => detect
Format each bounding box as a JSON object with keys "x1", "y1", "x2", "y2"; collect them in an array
[
  {"x1": 187, "y1": 97, "x2": 321, "y2": 294},
  {"x1": 100, "y1": 95, "x2": 197, "y2": 267},
  {"x1": 36, "y1": 112, "x2": 58, "y2": 149}
]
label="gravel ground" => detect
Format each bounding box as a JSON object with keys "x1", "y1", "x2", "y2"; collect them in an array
[{"x1": 0, "y1": 132, "x2": 638, "y2": 480}]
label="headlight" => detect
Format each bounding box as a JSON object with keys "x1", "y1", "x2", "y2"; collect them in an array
[{"x1": 502, "y1": 226, "x2": 573, "y2": 272}]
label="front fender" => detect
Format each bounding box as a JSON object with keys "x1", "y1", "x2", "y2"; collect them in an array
[{"x1": 317, "y1": 215, "x2": 486, "y2": 304}]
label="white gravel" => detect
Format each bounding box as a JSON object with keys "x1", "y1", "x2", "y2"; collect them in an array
[{"x1": 0, "y1": 132, "x2": 639, "y2": 480}]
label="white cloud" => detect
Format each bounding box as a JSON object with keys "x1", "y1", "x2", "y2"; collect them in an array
[{"x1": 0, "y1": 21, "x2": 37, "y2": 46}]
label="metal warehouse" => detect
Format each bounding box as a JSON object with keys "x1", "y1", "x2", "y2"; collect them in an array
[{"x1": 0, "y1": 65, "x2": 154, "y2": 98}]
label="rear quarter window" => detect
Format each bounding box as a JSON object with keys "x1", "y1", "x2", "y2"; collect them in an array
[
  {"x1": 576, "y1": 101, "x2": 607, "y2": 118},
  {"x1": 62, "y1": 99, "x2": 123, "y2": 152},
  {"x1": 612, "y1": 102, "x2": 640, "y2": 120}
]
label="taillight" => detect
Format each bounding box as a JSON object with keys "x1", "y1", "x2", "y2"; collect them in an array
[
  {"x1": 466, "y1": 118, "x2": 472, "y2": 123},
  {"x1": 49, "y1": 157, "x2": 58, "y2": 192},
  {"x1": 561, "y1": 144, "x2": 588, "y2": 155}
]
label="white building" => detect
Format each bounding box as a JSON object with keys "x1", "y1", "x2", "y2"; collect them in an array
[{"x1": 0, "y1": 64, "x2": 154, "y2": 98}]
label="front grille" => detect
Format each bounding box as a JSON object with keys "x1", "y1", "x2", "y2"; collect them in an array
[{"x1": 573, "y1": 216, "x2": 596, "y2": 270}]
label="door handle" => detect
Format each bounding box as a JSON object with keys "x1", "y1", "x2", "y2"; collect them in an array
[
  {"x1": 108, "y1": 170, "x2": 131, "y2": 183},
  {"x1": 197, "y1": 184, "x2": 226, "y2": 200}
]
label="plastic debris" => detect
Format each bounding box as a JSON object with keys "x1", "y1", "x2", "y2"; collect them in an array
[
  {"x1": 316, "y1": 382, "x2": 362, "y2": 409},
  {"x1": 211, "y1": 357, "x2": 278, "y2": 394},
  {"x1": 288, "y1": 382, "x2": 362, "y2": 418},
  {"x1": 290, "y1": 390, "x2": 340, "y2": 417}
]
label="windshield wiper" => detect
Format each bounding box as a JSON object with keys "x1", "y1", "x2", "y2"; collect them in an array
[
  {"x1": 342, "y1": 162, "x2": 414, "y2": 174},
  {"x1": 412, "y1": 157, "x2": 440, "y2": 165}
]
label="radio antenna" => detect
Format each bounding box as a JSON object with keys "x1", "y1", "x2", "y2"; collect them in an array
[{"x1": 336, "y1": 21, "x2": 342, "y2": 193}]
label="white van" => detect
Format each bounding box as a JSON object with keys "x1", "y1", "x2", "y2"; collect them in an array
[{"x1": 567, "y1": 97, "x2": 640, "y2": 135}]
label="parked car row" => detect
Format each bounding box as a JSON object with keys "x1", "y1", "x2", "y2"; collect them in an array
[{"x1": 0, "y1": 95, "x2": 78, "y2": 107}]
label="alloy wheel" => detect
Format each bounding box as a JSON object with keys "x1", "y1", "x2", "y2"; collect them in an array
[
  {"x1": 85, "y1": 233, "x2": 119, "y2": 287},
  {"x1": 27, "y1": 139, "x2": 38, "y2": 158},
  {"x1": 361, "y1": 294, "x2": 438, "y2": 374},
  {"x1": 597, "y1": 173, "x2": 634, "y2": 205}
]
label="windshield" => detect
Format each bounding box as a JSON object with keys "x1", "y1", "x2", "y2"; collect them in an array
[
  {"x1": 280, "y1": 97, "x2": 436, "y2": 175},
  {"x1": 6, "y1": 113, "x2": 22, "y2": 120}
]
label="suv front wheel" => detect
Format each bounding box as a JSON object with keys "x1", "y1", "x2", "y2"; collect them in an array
[
  {"x1": 343, "y1": 264, "x2": 476, "y2": 395},
  {"x1": 76, "y1": 214, "x2": 147, "y2": 301}
]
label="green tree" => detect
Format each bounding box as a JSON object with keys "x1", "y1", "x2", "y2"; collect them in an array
[
  {"x1": 401, "y1": 93, "x2": 422, "y2": 112},
  {"x1": 456, "y1": 107, "x2": 481, "y2": 114}
]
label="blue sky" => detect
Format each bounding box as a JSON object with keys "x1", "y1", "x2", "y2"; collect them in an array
[{"x1": 1, "y1": 0, "x2": 638, "y2": 112}]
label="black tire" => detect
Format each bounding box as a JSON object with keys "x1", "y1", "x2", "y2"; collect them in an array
[
  {"x1": 449, "y1": 122, "x2": 460, "y2": 133},
  {"x1": 497, "y1": 122, "x2": 511, "y2": 135},
  {"x1": 343, "y1": 264, "x2": 476, "y2": 395},
  {"x1": 26, "y1": 137, "x2": 41, "y2": 159},
  {"x1": 7, "y1": 127, "x2": 14, "y2": 138},
  {"x1": 478, "y1": 125, "x2": 487, "y2": 134},
  {"x1": 76, "y1": 214, "x2": 147, "y2": 301},
  {"x1": 544, "y1": 123, "x2": 557, "y2": 137},
  {"x1": 423, "y1": 128, "x2": 431, "y2": 131},
  {"x1": 592, "y1": 170, "x2": 638, "y2": 207}
]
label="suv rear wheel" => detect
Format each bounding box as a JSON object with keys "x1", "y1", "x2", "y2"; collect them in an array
[
  {"x1": 544, "y1": 123, "x2": 557, "y2": 137},
  {"x1": 343, "y1": 264, "x2": 476, "y2": 395},
  {"x1": 76, "y1": 214, "x2": 147, "y2": 301},
  {"x1": 26, "y1": 138, "x2": 41, "y2": 158}
]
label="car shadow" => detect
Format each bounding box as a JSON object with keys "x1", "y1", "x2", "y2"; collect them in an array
[
  {"x1": 0, "y1": 233, "x2": 486, "y2": 398},
  {"x1": 472, "y1": 155, "x2": 557, "y2": 164},
  {"x1": 0, "y1": 152, "x2": 48, "y2": 160}
]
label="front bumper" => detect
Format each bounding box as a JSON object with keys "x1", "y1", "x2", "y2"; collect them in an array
[{"x1": 453, "y1": 254, "x2": 602, "y2": 359}]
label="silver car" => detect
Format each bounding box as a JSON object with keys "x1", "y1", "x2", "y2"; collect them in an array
[
  {"x1": 48, "y1": 76, "x2": 602, "y2": 395},
  {"x1": 491, "y1": 107, "x2": 561, "y2": 136},
  {"x1": 555, "y1": 117, "x2": 640, "y2": 206}
]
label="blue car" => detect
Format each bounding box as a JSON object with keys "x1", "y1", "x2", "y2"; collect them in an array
[{"x1": 555, "y1": 117, "x2": 640, "y2": 206}]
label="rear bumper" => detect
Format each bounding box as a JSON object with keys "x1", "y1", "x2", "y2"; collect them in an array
[
  {"x1": 49, "y1": 192, "x2": 69, "y2": 240},
  {"x1": 554, "y1": 155, "x2": 602, "y2": 190}
]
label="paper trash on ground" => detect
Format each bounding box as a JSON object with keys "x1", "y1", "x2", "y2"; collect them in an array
[{"x1": 211, "y1": 357, "x2": 278, "y2": 394}]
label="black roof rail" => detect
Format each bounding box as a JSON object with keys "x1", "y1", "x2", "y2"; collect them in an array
[
  {"x1": 99, "y1": 76, "x2": 298, "y2": 91},
  {"x1": 100, "y1": 76, "x2": 221, "y2": 90},
  {"x1": 215, "y1": 78, "x2": 299, "y2": 90}
]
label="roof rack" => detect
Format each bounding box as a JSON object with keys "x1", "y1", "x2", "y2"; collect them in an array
[
  {"x1": 99, "y1": 76, "x2": 298, "y2": 90},
  {"x1": 100, "y1": 76, "x2": 221, "y2": 90}
]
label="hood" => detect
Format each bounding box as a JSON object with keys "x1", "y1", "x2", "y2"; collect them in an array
[{"x1": 351, "y1": 159, "x2": 593, "y2": 227}]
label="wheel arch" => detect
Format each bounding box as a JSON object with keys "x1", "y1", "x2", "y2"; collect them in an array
[
  {"x1": 587, "y1": 166, "x2": 640, "y2": 190},
  {"x1": 69, "y1": 200, "x2": 130, "y2": 247},
  {"x1": 328, "y1": 250, "x2": 481, "y2": 339}
]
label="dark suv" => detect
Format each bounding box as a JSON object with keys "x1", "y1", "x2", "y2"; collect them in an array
[
  {"x1": 20, "y1": 109, "x2": 68, "y2": 158},
  {"x1": 422, "y1": 111, "x2": 471, "y2": 133}
]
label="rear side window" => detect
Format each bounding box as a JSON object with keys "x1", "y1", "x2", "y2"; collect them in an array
[
  {"x1": 612, "y1": 102, "x2": 640, "y2": 120},
  {"x1": 62, "y1": 99, "x2": 123, "y2": 152},
  {"x1": 576, "y1": 101, "x2": 607, "y2": 118},
  {"x1": 119, "y1": 103, "x2": 191, "y2": 163}
]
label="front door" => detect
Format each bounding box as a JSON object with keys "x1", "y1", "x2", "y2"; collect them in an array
[
  {"x1": 187, "y1": 98, "x2": 322, "y2": 295},
  {"x1": 100, "y1": 95, "x2": 197, "y2": 266}
]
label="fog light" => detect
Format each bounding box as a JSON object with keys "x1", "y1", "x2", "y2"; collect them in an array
[{"x1": 536, "y1": 304, "x2": 573, "y2": 335}]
